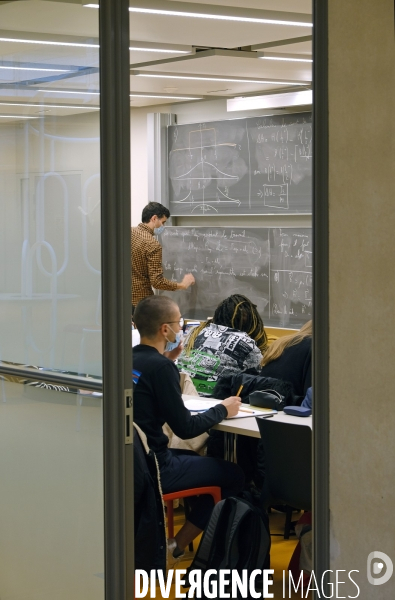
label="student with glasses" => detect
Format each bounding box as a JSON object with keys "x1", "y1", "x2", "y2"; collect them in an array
[{"x1": 132, "y1": 295, "x2": 244, "y2": 565}]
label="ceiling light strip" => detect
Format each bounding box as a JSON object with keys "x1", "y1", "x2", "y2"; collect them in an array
[
  {"x1": 128, "y1": 7, "x2": 311, "y2": 26},
  {"x1": 0, "y1": 102, "x2": 99, "y2": 110},
  {"x1": 129, "y1": 47, "x2": 190, "y2": 54},
  {"x1": 227, "y1": 89, "x2": 313, "y2": 111},
  {"x1": 0, "y1": 36, "x2": 99, "y2": 48},
  {"x1": 84, "y1": 2, "x2": 311, "y2": 27},
  {"x1": 38, "y1": 89, "x2": 100, "y2": 95},
  {"x1": 0, "y1": 114, "x2": 37, "y2": 119},
  {"x1": 0, "y1": 36, "x2": 189, "y2": 54},
  {"x1": 0, "y1": 65, "x2": 71, "y2": 72},
  {"x1": 129, "y1": 93, "x2": 202, "y2": 100},
  {"x1": 258, "y1": 52, "x2": 312, "y2": 63}
]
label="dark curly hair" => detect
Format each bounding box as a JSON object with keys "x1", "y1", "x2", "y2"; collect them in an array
[{"x1": 185, "y1": 294, "x2": 268, "y2": 354}]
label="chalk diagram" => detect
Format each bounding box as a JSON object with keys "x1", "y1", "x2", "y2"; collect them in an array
[{"x1": 169, "y1": 124, "x2": 248, "y2": 214}]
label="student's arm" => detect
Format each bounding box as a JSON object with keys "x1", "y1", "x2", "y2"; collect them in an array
[
  {"x1": 147, "y1": 245, "x2": 195, "y2": 291},
  {"x1": 146, "y1": 245, "x2": 178, "y2": 291},
  {"x1": 154, "y1": 361, "x2": 233, "y2": 439}
]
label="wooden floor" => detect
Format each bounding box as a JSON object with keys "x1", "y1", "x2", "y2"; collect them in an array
[{"x1": 143, "y1": 507, "x2": 309, "y2": 599}]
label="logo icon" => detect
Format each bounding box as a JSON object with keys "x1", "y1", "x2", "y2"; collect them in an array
[{"x1": 367, "y1": 551, "x2": 393, "y2": 586}]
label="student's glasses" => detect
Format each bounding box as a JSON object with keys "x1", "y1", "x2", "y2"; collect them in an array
[{"x1": 166, "y1": 317, "x2": 184, "y2": 328}]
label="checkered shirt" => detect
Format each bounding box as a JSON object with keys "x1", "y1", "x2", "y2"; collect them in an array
[{"x1": 131, "y1": 223, "x2": 177, "y2": 305}]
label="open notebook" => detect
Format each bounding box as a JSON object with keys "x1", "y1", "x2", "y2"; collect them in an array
[{"x1": 183, "y1": 397, "x2": 277, "y2": 419}]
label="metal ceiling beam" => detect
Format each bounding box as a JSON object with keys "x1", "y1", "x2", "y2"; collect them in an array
[
  {"x1": 248, "y1": 35, "x2": 313, "y2": 51},
  {"x1": 130, "y1": 48, "x2": 262, "y2": 70}
]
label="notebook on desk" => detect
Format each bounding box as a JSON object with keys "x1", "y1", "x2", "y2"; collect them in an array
[{"x1": 183, "y1": 397, "x2": 277, "y2": 419}]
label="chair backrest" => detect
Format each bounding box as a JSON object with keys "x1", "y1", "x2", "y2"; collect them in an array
[{"x1": 256, "y1": 417, "x2": 312, "y2": 511}]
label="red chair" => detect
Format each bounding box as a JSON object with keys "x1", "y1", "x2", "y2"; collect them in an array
[{"x1": 163, "y1": 486, "x2": 222, "y2": 540}]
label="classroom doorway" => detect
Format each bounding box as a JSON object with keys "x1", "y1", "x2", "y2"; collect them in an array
[{"x1": 129, "y1": 0, "x2": 320, "y2": 594}]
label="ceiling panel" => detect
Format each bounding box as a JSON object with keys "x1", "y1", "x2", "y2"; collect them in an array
[
  {"x1": 0, "y1": 1, "x2": 98, "y2": 37},
  {"x1": 0, "y1": 0, "x2": 313, "y2": 112},
  {"x1": 129, "y1": 13, "x2": 311, "y2": 48},
  {"x1": 130, "y1": 72, "x2": 300, "y2": 98},
  {"x1": 132, "y1": 51, "x2": 311, "y2": 83}
]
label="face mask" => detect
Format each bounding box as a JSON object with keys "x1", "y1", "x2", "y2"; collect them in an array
[
  {"x1": 165, "y1": 325, "x2": 183, "y2": 352},
  {"x1": 154, "y1": 225, "x2": 165, "y2": 235}
]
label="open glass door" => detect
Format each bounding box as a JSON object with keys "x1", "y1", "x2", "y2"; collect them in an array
[{"x1": 0, "y1": 0, "x2": 132, "y2": 598}]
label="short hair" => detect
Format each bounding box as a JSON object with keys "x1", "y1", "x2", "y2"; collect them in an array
[
  {"x1": 133, "y1": 295, "x2": 178, "y2": 338},
  {"x1": 141, "y1": 202, "x2": 170, "y2": 223}
]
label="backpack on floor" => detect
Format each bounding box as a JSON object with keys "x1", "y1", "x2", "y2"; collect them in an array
[{"x1": 185, "y1": 496, "x2": 271, "y2": 599}]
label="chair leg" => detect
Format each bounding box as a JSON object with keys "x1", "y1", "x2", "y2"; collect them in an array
[
  {"x1": 166, "y1": 501, "x2": 174, "y2": 539},
  {"x1": 284, "y1": 505, "x2": 293, "y2": 539},
  {"x1": 183, "y1": 500, "x2": 194, "y2": 552}
]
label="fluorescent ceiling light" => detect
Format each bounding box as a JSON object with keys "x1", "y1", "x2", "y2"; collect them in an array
[
  {"x1": 0, "y1": 65, "x2": 71, "y2": 73},
  {"x1": 129, "y1": 47, "x2": 189, "y2": 54},
  {"x1": 0, "y1": 102, "x2": 99, "y2": 110},
  {"x1": 0, "y1": 114, "x2": 36, "y2": 119},
  {"x1": 132, "y1": 72, "x2": 304, "y2": 86},
  {"x1": 0, "y1": 35, "x2": 188, "y2": 54},
  {"x1": 128, "y1": 7, "x2": 311, "y2": 26},
  {"x1": 85, "y1": 2, "x2": 312, "y2": 27},
  {"x1": 259, "y1": 52, "x2": 312, "y2": 63},
  {"x1": 0, "y1": 36, "x2": 98, "y2": 48},
  {"x1": 227, "y1": 89, "x2": 312, "y2": 112},
  {"x1": 130, "y1": 93, "x2": 201, "y2": 100},
  {"x1": 38, "y1": 89, "x2": 100, "y2": 95}
]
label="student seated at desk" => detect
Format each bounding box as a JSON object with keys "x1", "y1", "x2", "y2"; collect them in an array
[
  {"x1": 132, "y1": 295, "x2": 244, "y2": 565},
  {"x1": 178, "y1": 294, "x2": 271, "y2": 396},
  {"x1": 259, "y1": 320, "x2": 312, "y2": 400}
]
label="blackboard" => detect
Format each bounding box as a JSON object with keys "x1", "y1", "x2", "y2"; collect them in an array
[
  {"x1": 158, "y1": 227, "x2": 312, "y2": 328},
  {"x1": 168, "y1": 112, "x2": 312, "y2": 216}
]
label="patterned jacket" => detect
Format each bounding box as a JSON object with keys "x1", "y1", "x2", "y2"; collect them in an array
[{"x1": 178, "y1": 323, "x2": 262, "y2": 396}]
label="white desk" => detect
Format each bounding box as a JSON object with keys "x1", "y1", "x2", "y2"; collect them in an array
[
  {"x1": 183, "y1": 394, "x2": 312, "y2": 461},
  {"x1": 183, "y1": 394, "x2": 312, "y2": 438},
  {"x1": 213, "y1": 412, "x2": 312, "y2": 438}
]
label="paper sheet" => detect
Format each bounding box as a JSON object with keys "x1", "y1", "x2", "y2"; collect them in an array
[{"x1": 184, "y1": 398, "x2": 277, "y2": 419}]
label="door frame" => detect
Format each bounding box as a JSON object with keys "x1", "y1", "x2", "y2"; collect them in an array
[
  {"x1": 99, "y1": 0, "x2": 133, "y2": 598},
  {"x1": 313, "y1": 0, "x2": 330, "y2": 588}
]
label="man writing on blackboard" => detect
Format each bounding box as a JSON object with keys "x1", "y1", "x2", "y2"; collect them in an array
[{"x1": 131, "y1": 202, "x2": 195, "y2": 309}]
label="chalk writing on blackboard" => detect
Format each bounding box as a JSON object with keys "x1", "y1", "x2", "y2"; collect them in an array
[
  {"x1": 168, "y1": 113, "x2": 312, "y2": 216},
  {"x1": 159, "y1": 227, "x2": 312, "y2": 327}
]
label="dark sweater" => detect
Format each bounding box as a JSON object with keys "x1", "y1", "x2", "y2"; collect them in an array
[
  {"x1": 259, "y1": 337, "x2": 312, "y2": 399},
  {"x1": 133, "y1": 344, "x2": 228, "y2": 456}
]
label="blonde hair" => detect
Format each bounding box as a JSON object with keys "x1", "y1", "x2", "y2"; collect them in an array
[
  {"x1": 260, "y1": 320, "x2": 312, "y2": 367},
  {"x1": 184, "y1": 294, "x2": 268, "y2": 355}
]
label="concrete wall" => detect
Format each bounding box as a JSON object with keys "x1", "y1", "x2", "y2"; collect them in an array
[{"x1": 328, "y1": 0, "x2": 395, "y2": 595}]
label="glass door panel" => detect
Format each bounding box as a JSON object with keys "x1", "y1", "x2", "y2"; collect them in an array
[{"x1": 0, "y1": 2, "x2": 104, "y2": 598}]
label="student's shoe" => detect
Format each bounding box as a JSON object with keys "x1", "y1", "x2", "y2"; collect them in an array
[{"x1": 167, "y1": 539, "x2": 185, "y2": 569}]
